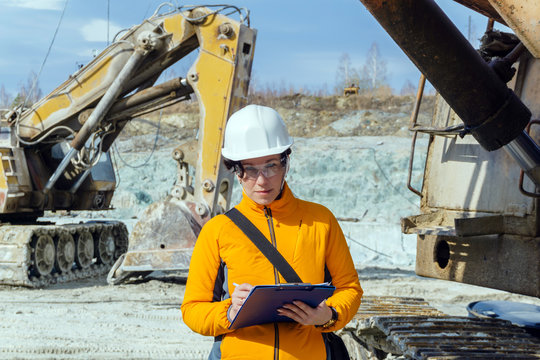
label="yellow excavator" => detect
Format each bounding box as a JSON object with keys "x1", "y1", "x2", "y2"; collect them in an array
[
  {"x1": 343, "y1": 85, "x2": 360, "y2": 96},
  {"x1": 0, "y1": 4, "x2": 256, "y2": 287}
]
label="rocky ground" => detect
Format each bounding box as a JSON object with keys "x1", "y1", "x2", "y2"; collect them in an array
[{"x1": 0, "y1": 270, "x2": 537, "y2": 359}]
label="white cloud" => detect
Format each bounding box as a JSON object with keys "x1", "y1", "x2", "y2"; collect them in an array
[
  {"x1": 1, "y1": 0, "x2": 64, "y2": 10},
  {"x1": 80, "y1": 19, "x2": 123, "y2": 42}
]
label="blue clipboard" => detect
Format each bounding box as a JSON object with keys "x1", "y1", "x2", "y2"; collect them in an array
[{"x1": 228, "y1": 283, "x2": 335, "y2": 330}]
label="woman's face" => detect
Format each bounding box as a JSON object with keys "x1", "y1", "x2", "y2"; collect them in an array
[{"x1": 238, "y1": 154, "x2": 285, "y2": 206}]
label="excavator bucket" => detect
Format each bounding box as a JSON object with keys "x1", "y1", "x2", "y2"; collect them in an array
[{"x1": 107, "y1": 197, "x2": 207, "y2": 284}]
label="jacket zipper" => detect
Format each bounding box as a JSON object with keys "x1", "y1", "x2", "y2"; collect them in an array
[
  {"x1": 273, "y1": 323, "x2": 279, "y2": 360},
  {"x1": 263, "y1": 206, "x2": 280, "y2": 285},
  {"x1": 264, "y1": 206, "x2": 280, "y2": 360}
]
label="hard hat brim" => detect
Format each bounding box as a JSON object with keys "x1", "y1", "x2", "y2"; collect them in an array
[{"x1": 221, "y1": 143, "x2": 292, "y2": 161}]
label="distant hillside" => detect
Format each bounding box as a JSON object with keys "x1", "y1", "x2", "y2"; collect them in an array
[{"x1": 117, "y1": 94, "x2": 435, "y2": 143}]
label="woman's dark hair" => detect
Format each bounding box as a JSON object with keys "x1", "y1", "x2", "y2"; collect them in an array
[{"x1": 223, "y1": 148, "x2": 292, "y2": 177}]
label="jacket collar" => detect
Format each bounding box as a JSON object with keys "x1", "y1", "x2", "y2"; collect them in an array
[{"x1": 238, "y1": 182, "x2": 298, "y2": 219}]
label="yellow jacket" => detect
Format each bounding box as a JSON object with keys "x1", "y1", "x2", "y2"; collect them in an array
[{"x1": 181, "y1": 183, "x2": 363, "y2": 359}]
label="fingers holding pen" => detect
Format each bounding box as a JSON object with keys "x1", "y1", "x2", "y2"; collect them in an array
[
  {"x1": 232, "y1": 282, "x2": 253, "y2": 301},
  {"x1": 228, "y1": 282, "x2": 253, "y2": 321}
]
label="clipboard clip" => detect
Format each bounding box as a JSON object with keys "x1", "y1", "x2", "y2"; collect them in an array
[{"x1": 275, "y1": 282, "x2": 332, "y2": 290}]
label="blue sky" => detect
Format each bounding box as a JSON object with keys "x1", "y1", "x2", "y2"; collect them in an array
[{"x1": 0, "y1": 0, "x2": 501, "y2": 97}]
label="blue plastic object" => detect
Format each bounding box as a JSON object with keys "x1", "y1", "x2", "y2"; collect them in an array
[{"x1": 467, "y1": 300, "x2": 540, "y2": 331}]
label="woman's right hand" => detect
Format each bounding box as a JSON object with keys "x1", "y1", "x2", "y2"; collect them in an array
[{"x1": 228, "y1": 283, "x2": 253, "y2": 321}]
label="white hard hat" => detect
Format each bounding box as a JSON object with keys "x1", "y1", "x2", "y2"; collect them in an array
[{"x1": 221, "y1": 105, "x2": 293, "y2": 161}]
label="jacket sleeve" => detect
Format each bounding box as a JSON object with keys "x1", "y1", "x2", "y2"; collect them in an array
[
  {"x1": 322, "y1": 212, "x2": 363, "y2": 331},
  {"x1": 180, "y1": 218, "x2": 234, "y2": 337}
]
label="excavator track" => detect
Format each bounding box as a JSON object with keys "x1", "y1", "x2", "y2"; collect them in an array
[
  {"x1": 0, "y1": 221, "x2": 128, "y2": 287},
  {"x1": 341, "y1": 296, "x2": 540, "y2": 359}
]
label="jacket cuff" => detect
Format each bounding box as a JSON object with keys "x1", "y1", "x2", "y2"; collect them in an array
[{"x1": 220, "y1": 298, "x2": 233, "y2": 329}]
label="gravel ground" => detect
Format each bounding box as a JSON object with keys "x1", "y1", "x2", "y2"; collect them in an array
[{"x1": 1, "y1": 270, "x2": 538, "y2": 359}]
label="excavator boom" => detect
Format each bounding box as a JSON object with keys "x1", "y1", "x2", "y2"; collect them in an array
[{"x1": 0, "y1": 5, "x2": 256, "y2": 286}]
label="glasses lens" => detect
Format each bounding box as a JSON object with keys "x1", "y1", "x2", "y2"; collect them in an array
[{"x1": 244, "y1": 162, "x2": 281, "y2": 179}]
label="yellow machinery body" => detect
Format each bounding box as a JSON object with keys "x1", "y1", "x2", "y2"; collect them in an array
[
  {"x1": 343, "y1": 86, "x2": 359, "y2": 96},
  {"x1": 0, "y1": 5, "x2": 256, "y2": 286}
]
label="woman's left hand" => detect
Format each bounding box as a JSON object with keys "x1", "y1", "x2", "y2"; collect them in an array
[{"x1": 277, "y1": 300, "x2": 332, "y2": 326}]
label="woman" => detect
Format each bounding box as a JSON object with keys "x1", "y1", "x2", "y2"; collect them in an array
[{"x1": 181, "y1": 104, "x2": 362, "y2": 359}]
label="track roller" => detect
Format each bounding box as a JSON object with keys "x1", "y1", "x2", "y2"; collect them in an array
[
  {"x1": 31, "y1": 234, "x2": 55, "y2": 277},
  {"x1": 75, "y1": 231, "x2": 94, "y2": 269},
  {"x1": 96, "y1": 227, "x2": 116, "y2": 265},
  {"x1": 54, "y1": 232, "x2": 75, "y2": 273}
]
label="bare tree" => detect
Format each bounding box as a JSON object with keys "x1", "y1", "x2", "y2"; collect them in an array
[
  {"x1": 14, "y1": 71, "x2": 43, "y2": 107},
  {"x1": 467, "y1": 15, "x2": 479, "y2": 49},
  {"x1": 0, "y1": 85, "x2": 13, "y2": 109},
  {"x1": 400, "y1": 79, "x2": 416, "y2": 96},
  {"x1": 362, "y1": 42, "x2": 388, "y2": 90},
  {"x1": 316, "y1": 83, "x2": 329, "y2": 97},
  {"x1": 335, "y1": 53, "x2": 361, "y2": 94}
]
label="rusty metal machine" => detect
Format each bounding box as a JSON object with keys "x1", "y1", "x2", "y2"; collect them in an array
[
  {"x1": 339, "y1": 0, "x2": 540, "y2": 358},
  {"x1": 360, "y1": 0, "x2": 540, "y2": 298},
  {"x1": 0, "y1": 4, "x2": 255, "y2": 287}
]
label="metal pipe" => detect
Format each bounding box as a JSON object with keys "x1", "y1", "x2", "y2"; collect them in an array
[
  {"x1": 409, "y1": 74, "x2": 426, "y2": 128},
  {"x1": 407, "y1": 131, "x2": 423, "y2": 197},
  {"x1": 44, "y1": 48, "x2": 147, "y2": 194},
  {"x1": 407, "y1": 74, "x2": 427, "y2": 197},
  {"x1": 99, "y1": 78, "x2": 194, "y2": 153},
  {"x1": 504, "y1": 132, "x2": 540, "y2": 185},
  {"x1": 106, "y1": 77, "x2": 192, "y2": 118},
  {"x1": 69, "y1": 169, "x2": 91, "y2": 194},
  {"x1": 505, "y1": 42, "x2": 526, "y2": 64},
  {"x1": 71, "y1": 49, "x2": 146, "y2": 151},
  {"x1": 77, "y1": 77, "x2": 193, "y2": 125},
  {"x1": 43, "y1": 147, "x2": 77, "y2": 193}
]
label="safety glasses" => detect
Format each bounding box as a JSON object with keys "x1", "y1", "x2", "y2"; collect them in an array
[{"x1": 242, "y1": 162, "x2": 283, "y2": 180}]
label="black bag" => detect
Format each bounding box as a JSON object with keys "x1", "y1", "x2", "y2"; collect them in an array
[
  {"x1": 323, "y1": 332, "x2": 350, "y2": 360},
  {"x1": 225, "y1": 208, "x2": 351, "y2": 360}
]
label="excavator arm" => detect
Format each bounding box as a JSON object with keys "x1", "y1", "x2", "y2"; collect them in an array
[
  {"x1": 9, "y1": 5, "x2": 254, "y2": 213},
  {"x1": 0, "y1": 5, "x2": 256, "y2": 286},
  {"x1": 107, "y1": 6, "x2": 257, "y2": 283}
]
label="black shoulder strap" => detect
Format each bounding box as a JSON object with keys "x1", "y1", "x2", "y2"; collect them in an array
[{"x1": 225, "y1": 208, "x2": 302, "y2": 283}]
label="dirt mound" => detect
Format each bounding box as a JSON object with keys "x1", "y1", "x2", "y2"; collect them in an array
[
  {"x1": 236, "y1": 93, "x2": 433, "y2": 137},
  {"x1": 116, "y1": 94, "x2": 435, "y2": 147}
]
